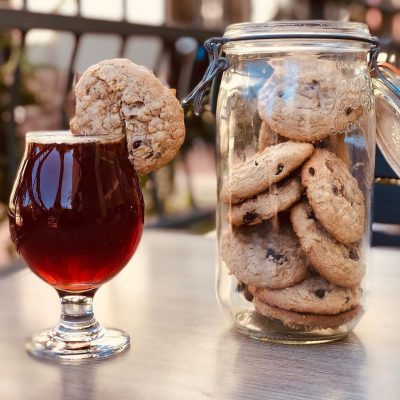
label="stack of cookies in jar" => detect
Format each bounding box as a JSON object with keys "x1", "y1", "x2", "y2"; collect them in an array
[{"x1": 221, "y1": 59, "x2": 367, "y2": 330}]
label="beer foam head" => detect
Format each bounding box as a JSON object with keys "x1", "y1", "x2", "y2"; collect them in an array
[{"x1": 26, "y1": 131, "x2": 123, "y2": 144}]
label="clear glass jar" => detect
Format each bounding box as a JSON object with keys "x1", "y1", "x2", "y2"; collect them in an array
[{"x1": 201, "y1": 21, "x2": 400, "y2": 344}]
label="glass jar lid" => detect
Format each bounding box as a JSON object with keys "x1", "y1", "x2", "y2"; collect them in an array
[
  {"x1": 222, "y1": 21, "x2": 377, "y2": 55},
  {"x1": 223, "y1": 20, "x2": 375, "y2": 43}
]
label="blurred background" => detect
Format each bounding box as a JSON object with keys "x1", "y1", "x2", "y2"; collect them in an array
[{"x1": 0, "y1": 0, "x2": 399, "y2": 267}]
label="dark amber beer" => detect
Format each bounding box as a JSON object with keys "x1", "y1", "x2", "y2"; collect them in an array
[{"x1": 9, "y1": 132, "x2": 144, "y2": 292}]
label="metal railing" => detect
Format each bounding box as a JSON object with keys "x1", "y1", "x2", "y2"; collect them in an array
[{"x1": 0, "y1": 6, "x2": 221, "y2": 228}]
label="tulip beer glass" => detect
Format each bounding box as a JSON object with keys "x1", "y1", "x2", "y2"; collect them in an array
[{"x1": 9, "y1": 131, "x2": 144, "y2": 360}]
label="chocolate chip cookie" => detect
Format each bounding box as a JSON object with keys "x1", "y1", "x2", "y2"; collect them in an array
[
  {"x1": 249, "y1": 277, "x2": 362, "y2": 315},
  {"x1": 290, "y1": 200, "x2": 364, "y2": 288},
  {"x1": 228, "y1": 178, "x2": 303, "y2": 226},
  {"x1": 257, "y1": 59, "x2": 363, "y2": 142},
  {"x1": 222, "y1": 225, "x2": 307, "y2": 289},
  {"x1": 220, "y1": 141, "x2": 314, "y2": 204},
  {"x1": 302, "y1": 149, "x2": 365, "y2": 244},
  {"x1": 71, "y1": 58, "x2": 185, "y2": 175},
  {"x1": 253, "y1": 299, "x2": 363, "y2": 330}
]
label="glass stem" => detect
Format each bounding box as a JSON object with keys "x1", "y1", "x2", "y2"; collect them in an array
[{"x1": 51, "y1": 292, "x2": 105, "y2": 346}]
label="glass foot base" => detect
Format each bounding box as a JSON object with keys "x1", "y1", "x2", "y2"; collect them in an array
[{"x1": 26, "y1": 328, "x2": 130, "y2": 361}]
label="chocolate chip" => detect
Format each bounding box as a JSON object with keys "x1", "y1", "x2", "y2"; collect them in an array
[
  {"x1": 237, "y1": 282, "x2": 245, "y2": 293},
  {"x1": 332, "y1": 184, "x2": 339, "y2": 195},
  {"x1": 266, "y1": 248, "x2": 286, "y2": 265},
  {"x1": 243, "y1": 212, "x2": 258, "y2": 225},
  {"x1": 349, "y1": 247, "x2": 360, "y2": 261},
  {"x1": 275, "y1": 163, "x2": 284, "y2": 175},
  {"x1": 255, "y1": 161, "x2": 259, "y2": 166},
  {"x1": 307, "y1": 208, "x2": 316, "y2": 220},
  {"x1": 346, "y1": 107, "x2": 353, "y2": 115},
  {"x1": 312, "y1": 79, "x2": 318, "y2": 85},
  {"x1": 243, "y1": 288, "x2": 254, "y2": 302},
  {"x1": 309, "y1": 167, "x2": 315, "y2": 176},
  {"x1": 278, "y1": 90, "x2": 284, "y2": 97},
  {"x1": 315, "y1": 289, "x2": 325, "y2": 299},
  {"x1": 236, "y1": 282, "x2": 253, "y2": 302},
  {"x1": 266, "y1": 248, "x2": 277, "y2": 258},
  {"x1": 345, "y1": 296, "x2": 350, "y2": 303},
  {"x1": 133, "y1": 140, "x2": 142, "y2": 149}
]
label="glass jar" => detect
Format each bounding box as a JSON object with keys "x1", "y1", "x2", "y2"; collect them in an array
[{"x1": 184, "y1": 21, "x2": 400, "y2": 343}]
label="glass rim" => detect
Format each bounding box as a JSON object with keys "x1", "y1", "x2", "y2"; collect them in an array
[
  {"x1": 25, "y1": 130, "x2": 125, "y2": 144},
  {"x1": 224, "y1": 20, "x2": 373, "y2": 41}
]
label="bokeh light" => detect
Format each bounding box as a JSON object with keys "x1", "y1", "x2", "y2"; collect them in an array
[
  {"x1": 366, "y1": 0, "x2": 382, "y2": 6},
  {"x1": 366, "y1": 7, "x2": 383, "y2": 32},
  {"x1": 392, "y1": 12, "x2": 400, "y2": 42}
]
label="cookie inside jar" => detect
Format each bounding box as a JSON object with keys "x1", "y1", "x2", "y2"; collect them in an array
[{"x1": 216, "y1": 38, "x2": 374, "y2": 343}]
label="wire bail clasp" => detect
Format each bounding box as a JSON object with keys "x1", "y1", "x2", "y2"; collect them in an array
[
  {"x1": 371, "y1": 44, "x2": 400, "y2": 99},
  {"x1": 182, "y1": 37, "x2": 229, "y2": 115}
]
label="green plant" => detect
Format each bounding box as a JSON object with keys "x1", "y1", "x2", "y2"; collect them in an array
[{"x1": 0, "y1": 32, "x2": 37, "y2": 204}]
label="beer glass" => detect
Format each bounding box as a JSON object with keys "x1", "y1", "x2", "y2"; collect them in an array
[{"x1": 9, "y1": 131, "x2": 144, "y2": 360}]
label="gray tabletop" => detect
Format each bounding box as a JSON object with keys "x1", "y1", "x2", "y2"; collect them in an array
[{"x1": 0, "y1": 230, "x2": 399, "y2": 400}]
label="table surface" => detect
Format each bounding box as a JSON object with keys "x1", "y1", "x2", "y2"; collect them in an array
[{"x1": 0, "y1": 230, "x2": 399, "y2": 400}]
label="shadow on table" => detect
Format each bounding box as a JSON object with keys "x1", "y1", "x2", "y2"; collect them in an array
[
  {"x1": 215, "y1": 328, "x2": 367, "y2": 399},
  {"x1": 34, "y1": 350, "x2": 130, "y2": 400}
]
